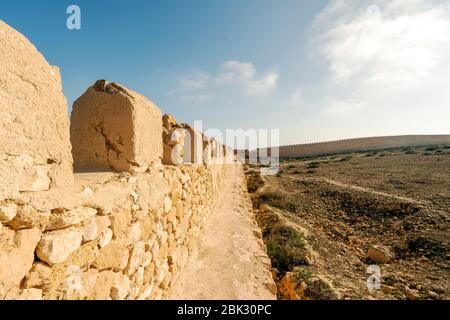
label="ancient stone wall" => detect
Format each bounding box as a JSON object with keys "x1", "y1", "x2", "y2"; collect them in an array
[
  {"x1": 0, "y1": 20, "x2": 235, "y2": 300},
  {"x1": 259, "y1": 135, "x2": 450, "y2": 159}
]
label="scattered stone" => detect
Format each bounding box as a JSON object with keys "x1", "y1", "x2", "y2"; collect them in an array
[
  {"x1": 367, "y1": 245, "x2": 393, "y2": 264},
  {"x1": 382, "y1": 285, "x2": 395, "y2": 295},
  {"x1": 406, "y1": 288, "x2": 421, "y2": 300},
  {"x1": 428, "y1": 291, "x2": 439, "y2": 300}
]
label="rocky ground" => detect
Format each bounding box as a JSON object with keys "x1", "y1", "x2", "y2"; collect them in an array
[{"x1": 245, "y1": 144, "x2": 450, "y2": 300}]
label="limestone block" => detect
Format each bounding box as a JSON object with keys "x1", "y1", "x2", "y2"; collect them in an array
[
  {"x1": 23, "y1": 262, "x2": 51, "y2": 289},
  {"x1": 127, "y1": 221, "x2": 142, "y2": 244},
  {"x1": 163, "y1": 143, "x2": 184, "y2": 165},
  {"x1": 0, "y1": 228, "x2": 41, "y2": 295},
  {"x1": 89, "y1": 270, "x2": 116, "y2": 300},
  {"x1": 0, "y1": 20, "x2": 74, "y2": 200},
  {"x1": 88, "y1": 180, "x2": 134, "y2": 215},
  {"x1": 98, "y1": 228, "x2": 113, "y2": 248},
  {"x1": 6, "y1": 205, "x2": 50, "y2": 231},
  {"x1": 203, "y1": 139, "x2": 213, "y2": 165},
  {"x1": 137, "y1": 283, "x2": 153, "y2": 300},
  {"x1": 47, "y1": 207, "x2": 97, "y2": 231},
  {"x1": 111, "y1": 273, "x2": 130, "y2": 300},
  {"x1": 36, "y1": 228, "x2": 83, "y2": 265},
  {"x1": 182, "y1": 127, "x2": 204, "y2": 164},
  {"x1": 14, "y1": 288, "x2": 43, "y2": 300},
  {"x1": 80, "y1": 215, "x2": 110, "y2": 242},
  {"x1": 164, "y1": 197, "x2": 173, "y2": 214},
  {"x1": 167, "y1": 129, "x2": 186, "y2": 146},
  {"x1": 71, "y1": 80, "x2": 163, "y2": 172},
  {"x1": 126, "y1": 241, "x2": 145, "y2": 276},
  {"x1": 0, "y1": 203, "x2": 17, "y2": 223},
  {"x1": 93, "y1": 240, "x2": 129, "y2": 272}
]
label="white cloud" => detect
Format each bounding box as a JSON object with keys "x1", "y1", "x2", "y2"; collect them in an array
[
  {"x1": 215, "y1": 60, "x2": 279, "y2": 96},
  {"x1": 171, "y1": 60, "x2": 279, "y2": 103},
  {"x1": 312, "y1": 0, "x2": 450, "y2": 135},
  {"x1": 315, "y1": 0, "x2": 450, "y2": 87},
  {"x1": 170, "y1": 71, "x2": 213, "y2": 102}
]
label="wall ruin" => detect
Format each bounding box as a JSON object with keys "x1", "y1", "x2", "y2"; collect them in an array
[{"x1": 0, "y1": 20, "x2": 235, "y2": 300}]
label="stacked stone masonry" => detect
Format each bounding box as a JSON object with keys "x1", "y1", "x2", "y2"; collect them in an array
[{"x1": 0, "y1": 20, "x2": 236, "y2": 300}]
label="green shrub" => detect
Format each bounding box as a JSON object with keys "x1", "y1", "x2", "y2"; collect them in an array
[
  {"x1": 292, "y1": 268, "x2": 338, "y2": 300},
  {"x1": 266, "y1": 226, "x2": 306, "y2": 271},
  {"x1": 246, "y1": 170, "x2": 264, "y2": 193},
  {"x1": 257, "y1": 191, "x2": 299, "y2": 213},
  {"x1": 340, "y1": 155, "x2": 353, "y2": 161},
  {"x1": 307, "y1": 162, "x2": 320, "y2": 169}
]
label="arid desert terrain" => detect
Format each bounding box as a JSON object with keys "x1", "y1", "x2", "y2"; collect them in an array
[{"x1": 246, "y1": 144, "x2": 450, "y2": 300}]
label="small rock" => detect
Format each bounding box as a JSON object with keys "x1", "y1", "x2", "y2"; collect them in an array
[
  {"x1": 98, "y1": 228, "x2": 113, "y2": 248},
  {"x1": 23, "y1": 262, "x2": 52, "y2": 288},
  {"x1": 126, "y1": 242, "x2": 145, "y2": 275},
  {"x1": 430, "y1": 284, "x2": 445, "y2": 294},
  {"x1": 36, "y1": 228, "x2": 83, "y2": 265},
  {"x1": 406, "y1": 288, "x2": 420, "y2": 300},
  {"x1": 0, "y1": 203, "x2": 18, "y2": 223},
  {"x1": 382, "y1": 285, "x2": 395, "y2": 295},
  {"x1": 428, "y1": 291, "x2": 439, "y2": 300},
  {"x1": 128, "y1": 222, "x2": 142, "y2": 243},
  {"x1": 367, "y1": 245, "x2": 392, "y2": 264},
  {"x1": 80, "y1": 218, "x2": 98, "y2": 242},
  {"x1": 164, "y1": 197, "x2": 172, "y2": 214}
]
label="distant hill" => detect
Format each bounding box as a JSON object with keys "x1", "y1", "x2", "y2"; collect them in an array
[{"x1": 257, "y1": 135, "x2": 450, "y2": 159}]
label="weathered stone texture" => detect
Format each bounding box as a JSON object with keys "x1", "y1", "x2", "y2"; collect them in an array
[
  {"x1": 71, "y1": 81, "x2": 163, "y2": 172},
  {"x1": 0, "y1": 20, "x2": 73, "y2": 201},
  {"x1": 0, "y1": 21, "x2": 238, "y2": 301}
]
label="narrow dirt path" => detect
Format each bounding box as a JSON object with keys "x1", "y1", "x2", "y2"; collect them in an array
[
  {"x1": 168, "y1": 165, "x2": 277, "y2": 300},
  {"x1": 296, "y1": 176, "x2": 428, "y2": 205}
]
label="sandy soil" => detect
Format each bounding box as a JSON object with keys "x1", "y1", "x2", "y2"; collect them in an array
[
  {"x1": 247, "y1": 147, "x2": 449, "y2": 300},
  {"x1": 168, "y1": 164, "x2": 277, "y2": 300}
]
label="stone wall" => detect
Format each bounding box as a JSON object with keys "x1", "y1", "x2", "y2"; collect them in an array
[
  {"x1": 0, "y1": 20, "x2": 235, "y2": 300},
  {"x1": 259, "y1": 135, "x2": 450, "y2": 159}
]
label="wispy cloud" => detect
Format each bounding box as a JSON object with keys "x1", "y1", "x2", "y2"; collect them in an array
[
  {"x1": 214, "y1": 60, "x2": 279, "y2": 96},
  {"x1": 171, "y1": 60, "x2": 279, "y2": 103},
  {"x1": 312, "y1": 0, "x2": 450, "y2": 132},
  {"x1": 315, "y1": 0, "x2": 450, "y2": 87}
]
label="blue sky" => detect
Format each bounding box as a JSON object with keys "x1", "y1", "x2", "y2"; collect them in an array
[{"x1": 1, "y1": 0, "x2": 449, "y2": 146}]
